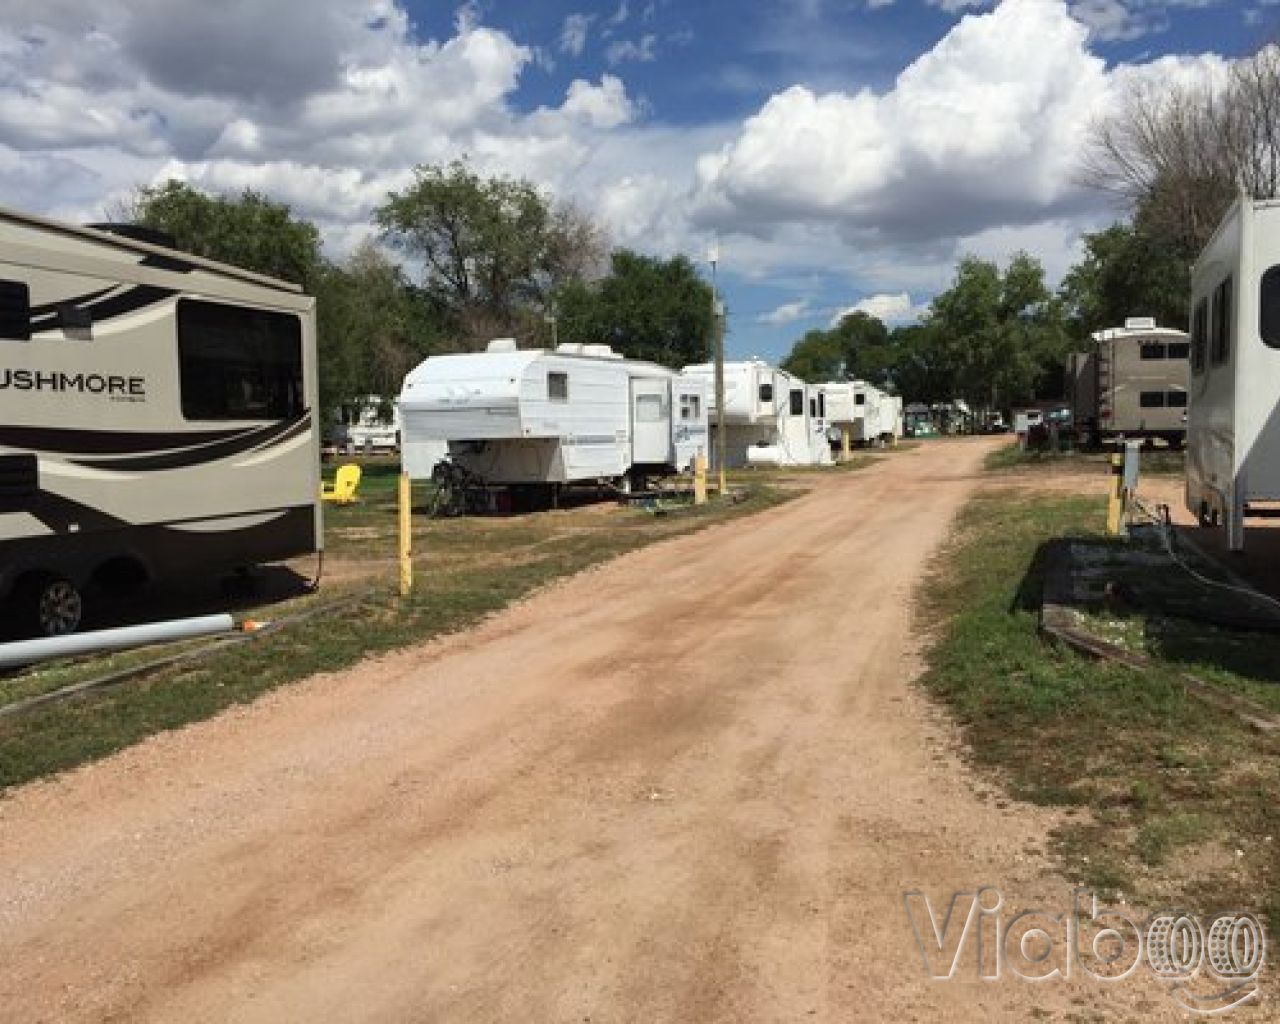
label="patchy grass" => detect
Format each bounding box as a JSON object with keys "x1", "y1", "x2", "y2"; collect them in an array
[
  {"x1": 0, "y1": 472, "x2": 794, "y2": 791},
  {"x1": 985, "y1": 442, "x2": 1185, "y2": 476},
  {"x1": 919, "y1": 486, "x2": 1280, "y2": 927}
]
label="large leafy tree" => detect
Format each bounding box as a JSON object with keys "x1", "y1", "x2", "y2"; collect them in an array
[
  {"x1": 780, "y1": 310, "x2": 892, "y2": 384},
  {"x1": 554, "y1": 249, "x2": 714, "y2": 368},
  {"x1": 374, "y1": 161, "x2": 604, "y2": 346},
  {"x1": 132, "y1": 180, "x2": 323, "y2": 287},
  {"x1": 1059, "y1": 221, "x2": 1190, "y2": 335},
  {"x1": 926, "y1": 252, "x2": 1069, "y2": 410}
]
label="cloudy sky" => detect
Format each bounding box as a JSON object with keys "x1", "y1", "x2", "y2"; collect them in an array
[{"x1": 1, "y1": 0, "x2": 1266, "y2": 360}]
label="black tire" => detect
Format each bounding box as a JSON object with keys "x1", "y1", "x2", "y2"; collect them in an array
[{"x1": 16, "y1": 573, "x2": 84, "y2": 638}]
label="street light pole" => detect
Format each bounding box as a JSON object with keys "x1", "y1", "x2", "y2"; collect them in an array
[{"x1": 709, "y1": 243, "x2": 726, "y2": 496}]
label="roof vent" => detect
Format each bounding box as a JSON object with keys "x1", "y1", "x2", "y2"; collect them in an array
[
  {"x1": 581, "y1": 343, "x2": 617, "y2": 359},
  {"x1": 556, "y1": 342, "x2": 585, "y2": 354},
  {"x1": 1124, "y1": 316, "x2": 1157, "y2": 331},
  {"x1": 486, "y1": 337, "x2": 519, "y2": 353}
]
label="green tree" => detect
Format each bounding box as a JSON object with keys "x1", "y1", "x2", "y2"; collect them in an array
[
  {"x1": 1059, "y1": 221, "x2": 1189, "y2": 335},
  {"x1": 555, "y1": 249, "x2": 714, "y2": 368},
  {"x1": 315, "y1": 242, "x2": 445, "y2": 415},
  {"x1": 132, "y1": 180, "x2": 323, "y2": 287},
  {"x1": 780, "y1": 310, "x2": 892, "y2": 384},
  {"x1": 780, "y1": 328, "x2": 846, "y2": 382},
  {"x1": 374, "y1": 161, "x2": 604, "y2": 346}
]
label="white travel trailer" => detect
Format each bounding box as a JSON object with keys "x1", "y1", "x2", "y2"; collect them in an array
[
  {"x1": 682, "y1": 358, "x2": 831, "y2": 467},
  {"x1": 828, "y1": 381, "x2": 900, "y2": 446},
  {"x1": 0, "y1": 206, "x2": 321, "y2": 636},
  {"x1": 330, "y1": 395, "x2": 399, "y2": 453},
  {"x1": 1186, "y1": 196, "x2": 1280, "y2": 550},
  {"x1": 398, "y1": 340, "x2": 708, "y2": 492}
]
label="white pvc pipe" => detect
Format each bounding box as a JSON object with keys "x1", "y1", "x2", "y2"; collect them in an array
[{"x1": 0, "y1": 613, "x2": 237, "y2": 670}]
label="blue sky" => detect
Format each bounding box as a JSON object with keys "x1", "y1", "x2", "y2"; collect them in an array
[{"x1": 0, "y1": 0, "x2": 1265, "y2": 362}]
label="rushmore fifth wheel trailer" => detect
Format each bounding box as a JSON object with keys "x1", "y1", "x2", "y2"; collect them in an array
[
  {"x1": 0, "y1": 205, "x2": 321, "y2": 636},
  {"x1": 1186, "y1": 196, "x2": 1280, "y2": 551},
  {"x1": 398, "y1": 339, "x2": 709, "y2": 494}
]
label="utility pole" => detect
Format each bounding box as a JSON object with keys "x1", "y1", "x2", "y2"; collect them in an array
[{"x1": 709, "y1": 242, "x2": 726, "y2": 496}]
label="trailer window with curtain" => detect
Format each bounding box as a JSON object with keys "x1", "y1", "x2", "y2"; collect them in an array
[
  {"x1": 789, "y1": 389, "x2": 804, "y2": 416},
  {"x1": 1191, "y1": 299, "x2": 1208, "y2": 373},
  {"x1": 177, "y1": 300, "x2": 303, "y2": 421},
  {"x1": 1262, "y1": 266, "x2": 1280, "y2": 348},
  {"x1": 1210, "y1": 277, "x2": 1233, "y2": 366}
]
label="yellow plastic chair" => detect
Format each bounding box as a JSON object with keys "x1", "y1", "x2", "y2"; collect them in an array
[{"x1": 320, "y1": 463, "x2": 362, "y2": 504}]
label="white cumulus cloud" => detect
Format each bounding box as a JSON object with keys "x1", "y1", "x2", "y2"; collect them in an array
[{"x1": 759, "y1": 300, "x2": 812, "y2": 325}]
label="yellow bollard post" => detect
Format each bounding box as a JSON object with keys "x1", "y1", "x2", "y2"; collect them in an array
[
  {"x1": 693, "y1": 454, "x2": 708, "y2": 505},
  {"x1": 1105, "y1": 453, "x2": 1124, "y2": 536},
  {"x1": 398, "y1": 470, "x2": 413, "y2": 596},
  {"x1": 841, "y1": 428, "x2": 851, "y2": 464}
]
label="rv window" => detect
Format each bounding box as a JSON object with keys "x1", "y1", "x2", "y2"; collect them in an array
[
  {"x1": 1191, "y1": 299, "x2": 1208, "y2": 373},
  {"x1": 854, "y1": 393, "x2": 866, "y2": 406},
  {"x1": 548, "y1": 371, "x2": 568, "y2": 402},
  {"x1": 0, "y1": 280, "x2": 31, "y2": 341},
  {"x1": 1140, "y1": 342, "x2": 1165, "y2": 360},
  {"x1": 1211, "y1": 276, "x2": 1233, "y2": 365},
  {"x1": 680, "y1": 394, "x2": 701, "y2": 420},
  {"x1": 177, "y1": 300, "x2": 303, "y2": 421},
  {"x1": 809, "y1": 397, "x2": 817, "y2": 417},
  {"x1": 818, "y1": 392, "x2": 826, "y2": 418},
  {"x1": 1262, "y1": 266, "x2": 1280, "y2": 348},
  {"x1": 1166, "y1": 390, "x2": 1188, "y2": 408},
  {"x1": 635, "y1": 393, "x2": 663, "y2": 422},
  {"x1": 789, "y1": 389, "x2": 804, "y2": 416},
  {"x1": 1139, "y1": 391, "x2": 1165, "y2": 408},
  {"x1": 1166, "y1": 342, "x2": 1190, "y2": 360},
  {"x1": 758, "y1": 382, "x2": 774, "y2": 403}
]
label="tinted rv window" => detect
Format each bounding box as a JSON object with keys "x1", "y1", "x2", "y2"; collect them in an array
[
  {"x1": 680, "y1": 394, "x2": 701, "y2": 420},
  {"x1": 1166, "y1": 342, "x2": 1190, "y2": 360},
  {"x1": 1140, "y1": 342, "x2": 1165, "y2": 360},
  {"x1": 1262, "y1": 266, "x2": 1280, "y2": 348},
  {"x1": 1191, "y1": 299, "x2": 1208, "y2": 373},
  {"x1": 809, "y1": 397, "x2": 817, "y2": 417},
  {"x1": 1139, "y1": 391, "x2": 1165, "y2": 408},
  {"x1": 1211, "y1": 276, "x2": 1233, "y2": 365},
  {"x1": 548, "y1": 371, "x2": 568, "y2": 401},
  {"x1": 789, "y1": 389, "x2": 804, "y2": 416},
  {"x1": 0, "y1": 280, "x2": 31, "y2": 341},
  {"x1": 1166, "y1": 390, "x2": 1187, "y2": 408},
  {"x1": 178, "y1": 300, "x2": 302, "y2": 421},
  {"x1": 758, "y1": 382, "x2": 773, "y2": 403},
  {"x1": 818, "y1": 392, "x2": 826, "y2": 418},
  {"x1": 854, "y1": 393, "x2": 866, "y2": 406}
]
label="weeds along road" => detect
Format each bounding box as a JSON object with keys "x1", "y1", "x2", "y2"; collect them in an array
[{"x1": 0, "y1": 438, "x2": 1176, "y2": 1022}]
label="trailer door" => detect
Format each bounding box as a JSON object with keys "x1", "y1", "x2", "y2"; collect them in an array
[{"x1": 630, "y1": 378, "x2": 673, "y2": 464}]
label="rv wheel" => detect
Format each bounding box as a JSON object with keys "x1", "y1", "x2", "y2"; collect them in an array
[{"x1": 17, "y1": 574, "x2": 83, "y2": 638}]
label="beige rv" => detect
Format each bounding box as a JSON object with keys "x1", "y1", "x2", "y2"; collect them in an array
[
  {"x1": 0, "y1": 206, "x2": 321, "y2": 637},
  {"x1": 1067, "y1": 317, "x2": 1190, "y2": 447}
]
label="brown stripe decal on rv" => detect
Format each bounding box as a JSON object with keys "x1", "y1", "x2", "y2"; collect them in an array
[
  {"x1": 0, "y1": 425, "x2": 251, "y2": 455},
  {"x1": 67, "y1": 412, "x2": 310, "y2": 472}
]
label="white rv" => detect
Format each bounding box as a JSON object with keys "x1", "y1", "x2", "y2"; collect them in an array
[
  {"x1": 331, "y1": 395, "x2": 399, "y2": 453},
  {"x1": 1186, "y1": 196, "x2": 1280, "y2": 550},
  {"x1": 823, "y1": 380, "x2": 900, "y2": 447},
  {"x1": 682, "y1": 358, "x2": 832, "y2": 467},
  {"x1": 398, "y1": 340, "x2": 708, "y2": 493},
  {"x1": 0, "y1": 207, "x2": 321, "y2": 636}
]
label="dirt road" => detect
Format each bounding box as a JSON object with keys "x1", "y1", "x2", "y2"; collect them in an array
[{"x1": 0, "y1": 439, "x2": 1175, "y2": 1021}]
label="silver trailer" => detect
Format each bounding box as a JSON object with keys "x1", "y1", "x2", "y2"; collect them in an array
[
  {"x1": 1186, "y1": 197, "x2": 1280, "y2": 550},
  {"x1": 1068, "y1": 318, "x2": 1190, "y2": 446},
  {"x1": 0, "y1": 206, "x2": 321, "y2": 636}
]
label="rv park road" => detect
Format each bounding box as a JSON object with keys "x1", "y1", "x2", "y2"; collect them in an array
[{"x1": 0, "y1": 438, "x2": 1181, "y2": 1023}]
